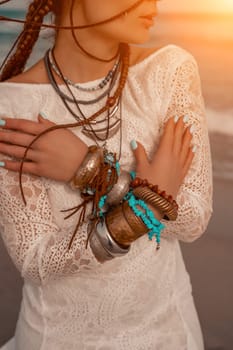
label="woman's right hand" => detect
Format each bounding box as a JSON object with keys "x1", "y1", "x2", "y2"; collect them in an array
[
  {"x1": 132, "y1": 115, "x2": 195, "y2": 200},
  {"x1": 0, "y1": 114, "x2": 88, "y2": 182}
]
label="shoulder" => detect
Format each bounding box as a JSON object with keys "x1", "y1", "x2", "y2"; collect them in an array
[
  {"x1": 5, "y1": 59, "x2": 49, "y2": 84},
  {"x1": 130, "y1": 44, "x2": 197, "y2": 69},
  {"x1": 0, "y1": 59, "x2": 49, "y2": 103},
  {"x1": 0, "y1": 60, "x2": 48, "y2": 117},
  {"x1": 129, "y1": 44, "x2": 199, "y2": 84}
]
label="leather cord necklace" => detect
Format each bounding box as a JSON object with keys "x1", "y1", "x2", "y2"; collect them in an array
[
  {"x1": 44, "y1": 51, "x2": 121, "y2": 142},
  {"x1": 44, "y1": 44, "x2": 129, "y2": 142}
]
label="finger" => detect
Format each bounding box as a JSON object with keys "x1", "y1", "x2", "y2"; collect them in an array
[
  {"x1": 38, "y1": 113, "x2": 55, "y2": 126},
  {"x1": 182, "y1": 147, "x2": 195, "y2": 179},
  {"x1": 1, "y1": 118, "x2": 46, "y2": 135},
  {"x1": 180, "y1": 126, "x2": 193, "y2": 165},
  {"x1": 173, "y1": 115, "x2": 188, "y2": 156},
  {"x1": 1, "y1": 159, "x2": 39, "y2": 176},
  {"x1": 0, "y1": 143, "x2": 38, "y2": 161},
  {"x1": 159, "y1": 116, "x2": 175, "y2": 149},
  {"x1": 130, "y1": 140, "x2": 149, "y2": 168},
  {"x1": 0, "y1": 130, "x2": 34, "y2": 147}
]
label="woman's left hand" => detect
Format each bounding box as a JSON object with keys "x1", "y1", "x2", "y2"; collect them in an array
[{"x1": 0, "y1": 115, "x2": 88, "y2": 182}]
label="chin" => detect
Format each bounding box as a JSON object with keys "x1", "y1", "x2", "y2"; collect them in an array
[
  {"x1": 125, "y1": 32, "x2": 151, "y2": 45},
  {"x1": 127, "y1": 23, "x2": 154, "y2": 44}
]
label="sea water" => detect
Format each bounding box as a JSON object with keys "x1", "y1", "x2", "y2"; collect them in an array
[{"x1": 0, "y1": 9, "x2": 233, "y2": 180}]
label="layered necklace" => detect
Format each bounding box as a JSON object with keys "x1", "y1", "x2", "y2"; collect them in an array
[
  {"x1": 17, "y1": 2, "x2": 142, "y2": 247},
  {"x1": 44, "y1": 43, "x2": 130, "y2": 153}
]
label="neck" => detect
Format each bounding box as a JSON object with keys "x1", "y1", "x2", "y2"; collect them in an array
[{"x1": 53, "y1": 29, "x2": 121, "y2": 84}]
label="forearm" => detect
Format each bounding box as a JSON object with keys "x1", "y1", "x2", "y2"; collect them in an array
[{"x1": 0, "y1": 168, "x2": 100, "y2": 285}]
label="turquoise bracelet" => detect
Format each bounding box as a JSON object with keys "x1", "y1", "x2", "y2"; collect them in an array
[{"x1": 125, "y1": 191, "x2": 165, "y2": 249}]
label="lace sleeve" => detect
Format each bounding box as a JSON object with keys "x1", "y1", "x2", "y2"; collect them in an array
[
  {"x1": 160, "y1": 53, "x2": 213, "y2": 242},
  {"x1": 0, "y1": 169, "x2": 100, "y2": 285}
]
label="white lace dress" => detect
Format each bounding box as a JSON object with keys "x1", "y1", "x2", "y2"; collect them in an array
[{"x1": 0, "y1": 45, "x2": 213, "y2": 350}]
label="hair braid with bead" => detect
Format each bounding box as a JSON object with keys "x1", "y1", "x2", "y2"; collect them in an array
[{"x1": 0, "y1": 0, "x2": 54, "y2": 81}]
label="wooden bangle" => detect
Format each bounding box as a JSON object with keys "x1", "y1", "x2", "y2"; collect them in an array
[{"x1": 133, "y1": 186, "x2": 178, "y2": 221}]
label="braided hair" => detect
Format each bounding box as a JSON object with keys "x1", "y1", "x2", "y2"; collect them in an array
[{"x1": 0, "y1": 0, "x2": 54, "y2": 81}]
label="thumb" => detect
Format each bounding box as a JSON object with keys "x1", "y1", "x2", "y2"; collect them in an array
[
  {"x1": 38, "y1": 112, "x2": 54, "y2": 125},
  {"x1": 130, "y1": 140, "x2": 149, "y2": 167}
]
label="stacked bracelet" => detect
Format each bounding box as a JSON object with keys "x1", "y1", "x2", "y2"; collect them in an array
[
  {"x1": 125, "y1": 192, "x2": 165, "y2": 249},
  {"x1": 122, "y1": 200, "x2": 148, "y2": 237},
  {"x1": 131, "y1": 177, "x2": 178, "y2": 209},
  {"x1": 69, "y1": 145, "x2": 103, "y2": 191},
  {"x1": 133, "y1": 186, "x2": 178, "y2": 221},
  {"x1": 89, "y1": 219, "x2": 130, "y2": 263},
  {"x1": 130, "y1": 177, "x2": 178, "y2": 221},
  {"x1": 67, "y1": 159, "x2": 168, "y2": 259},
  {"x1": 100, "y1": 191, "x2": 166, "y2": 249},
  {"x1": 91, "y1": 190, "x2": 165, "y2": 262},
  {"x1": 105, "y1": 203, "x2": 139, "y2": 247}
]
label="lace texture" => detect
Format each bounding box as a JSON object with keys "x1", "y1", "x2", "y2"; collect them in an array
[
  {"x1": 0, "y1": 45, "x2": 212, "y2": 350},
  {"x1": 159, "y1": 49, "x2": 213, "y2": 241}
]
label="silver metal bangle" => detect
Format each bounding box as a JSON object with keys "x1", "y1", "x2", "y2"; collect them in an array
[
  {"x1": 106, "y1": 170, "x2": 131, "y2": 206},
  {"x1": 90, "y1": 219, "x2": 130, "y2": 263}
]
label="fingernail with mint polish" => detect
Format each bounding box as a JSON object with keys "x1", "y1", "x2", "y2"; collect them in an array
[
  {"x1": 0, "y1": 119, "x2": 6, "y2": 126},
  {"x1": 174, "y1": 115, "x2": 179, "y2": 123},
  {"x1": 39, "y1": 111, "x2": 48, "y2": 119},
  {"x1": 183, "y1": 115, "x2": 189, "y2": 123},
  {"x1": 192, "y1": 145, "x2": 197, "y2": 153},
  {"x1": 0, "y1": 161, "x2": 5, "y2": 167},
  {"x1": 130, "y1": 140, "x2": 138, "y2": 150}
]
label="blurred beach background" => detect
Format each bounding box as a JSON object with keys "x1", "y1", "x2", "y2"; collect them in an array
[{"x1": 0, "y1": 1, "x2": 233, "y2": 349}]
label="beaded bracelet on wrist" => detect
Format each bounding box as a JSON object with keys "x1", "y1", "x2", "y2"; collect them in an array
[{"x1": 124, "y1": 192, "x2": 165, "y2": 249}]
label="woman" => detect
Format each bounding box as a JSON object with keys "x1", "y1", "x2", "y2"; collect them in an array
[{"x1": 0, "y1": 0, "x2": 212, "y2": 349}]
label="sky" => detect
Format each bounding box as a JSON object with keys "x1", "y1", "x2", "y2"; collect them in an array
[
  {"x1": 159, "y1": 0, "x2": 233, "y2": 13},
  {"x1": 2, "y1": 0, "x2": 233, "y2": 14}
]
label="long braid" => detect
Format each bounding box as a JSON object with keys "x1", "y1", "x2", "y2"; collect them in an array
[{"x1": 0, "y1": 0, "x2": 53, "y2": 81}]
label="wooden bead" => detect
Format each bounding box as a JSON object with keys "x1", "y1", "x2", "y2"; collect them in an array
[
  {"x1": 107, "y1": 97, "x2": 116, "y2": 107},
  {"x1": 160, "y1": 191, "x2": 166, "y2": 198},
  {"x1": 132, "y1": 178, "x2": 140, "y2": 187},
  {"x1": 152, "y1": 185, "x2": 158, "y2": 192},
  {"x1": 168, "y1": 195, "x2": 173, "y2": 203}
]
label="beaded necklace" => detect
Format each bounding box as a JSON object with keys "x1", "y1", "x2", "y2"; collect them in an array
[
  {"x1": 45, "y1": 50, "x2": 120, "y2": 106},
  {"x1": 48, "y1": 49, "x2": 120, "y2": 92}
]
